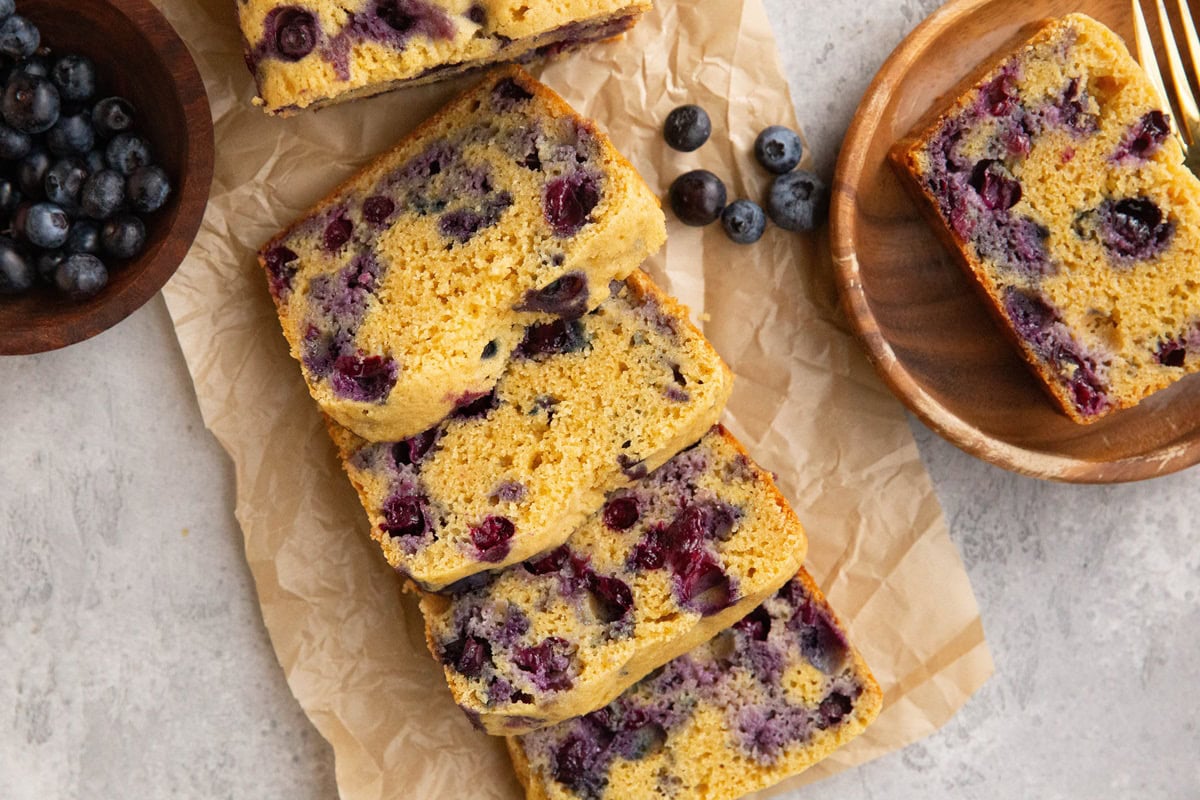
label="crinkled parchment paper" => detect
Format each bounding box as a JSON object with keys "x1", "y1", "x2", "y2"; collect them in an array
[{"x1": 157, "y1": 0, "x2": 993, "y2": 796}]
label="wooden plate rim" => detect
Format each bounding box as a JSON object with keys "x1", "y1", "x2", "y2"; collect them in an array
[{"x1": 830, "y1": 0, "x2": 1200, "y2": 484}]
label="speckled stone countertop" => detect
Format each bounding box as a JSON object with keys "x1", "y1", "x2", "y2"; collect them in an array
[{"x1": 2, "y1": 1, "x2": 1198, "y2": 797}]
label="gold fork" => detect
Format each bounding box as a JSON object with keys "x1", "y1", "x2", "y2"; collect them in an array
[{"x1": 1133, "y1": 0, "x2": 1200, "y2": 170}]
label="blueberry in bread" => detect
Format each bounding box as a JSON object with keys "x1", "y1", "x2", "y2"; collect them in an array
[
  {"x1": 421, "y1": 425, "x2": 808, "y2": 735},
  {"x1": 892, "y1": 14, "x2": 1200, "y2": 423},
  {"x1": 508, "y1": 568, "x2": 882, "y2": 800},
  {"x1": 260, "y1": 67, "x2": 666, "y2": 442}
]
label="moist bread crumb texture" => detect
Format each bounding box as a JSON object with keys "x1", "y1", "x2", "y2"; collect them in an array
[
  {"x1": 326, "y1": 271, "x2": 732, "y2": 591},
  {"x1": 893, "y1": 13, "x2": 1200, "y2": 424},
  {"x1": 420, "y1": 426, "x2": 809, "y2": 735},
  {"x1": 260, "y1": 67, "x2": 666, "y2": 443},
  {"x1": 238, "y1": 0, "x2": 652, "y2": 114},
  {"x1": 508, "y1": 568, "x2": 883, "y2": 800}
]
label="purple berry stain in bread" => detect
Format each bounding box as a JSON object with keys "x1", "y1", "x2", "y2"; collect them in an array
[
  {"x1": 969, "y1": 160, "x2": 1022, "y2": 210},
  {"x1": 602, "y1": 496, "x2": 639, "y2": 531},
  {"x1": 331, "y1": 354, "x2": 398, "y2": 403},
  {"x1": 544, "y1": 172, "x2": 600, "y2": 236},
  {"x1": 514, "y1": 637, "x2": 575, "y2": 691},
  {"x1": 264, "y1": 245, "x2": 299, "y2": 300},
  {"x1": 451, "y1": 387, "x2": 498, "y2": 419},
  {"x1": 362, "y1": 195, "x2": 396, "y2": 225},
  {"x1": 493, "y1": 76, "x2": 534, "y2": 110},
  {"x1": 323, "y1": 212, "x2": 353, "y2": 250},
  {"x1": 1096, "y1": 197, "x2": 1174, "y2": 262},
  {"x1": 1114, "y1": 110, "x2": 1171, "y2": 161},
  {"x1": 441, "y1": 634, "x2": 492, "y2": 678},
  {"x1": 392, "y1": 427, "x2": 440, "y2": 467},
  {"x1": 516, "y1": 318, "x2": 588, "y2": 359},
  {"x1": 586, "y1": 573, "x2": 634, "y2": 624},
  {"x1": 516, "y1": 271, "x2": 590, "y2": 318},
  {"x1": 471, "y1": 515, "x2": 515, "y2": 562},
  {"x1": 380, "y1": 494, "x2": 427, "y2": 540}
]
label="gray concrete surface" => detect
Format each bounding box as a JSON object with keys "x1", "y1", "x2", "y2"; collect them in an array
[{"x1": 2, "y1": 0, "x2": 1197, "y2": 797}]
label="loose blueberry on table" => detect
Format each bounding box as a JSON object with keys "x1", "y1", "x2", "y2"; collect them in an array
[
  {"x1": 663, "y1": 105, "x2": 711, "y2": 153},
  {"x1": 0, "y1": 3, "x2": 173, "y2": 300},
  {"x1": 754, "y1": 125, "x2": 804, "y2": 174},
  {"x1": 669, "y1": 169, "x2": 727, "y2": 227}
]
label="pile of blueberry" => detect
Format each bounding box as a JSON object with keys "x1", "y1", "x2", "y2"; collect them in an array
[
  {"x1": 662, "y1": 104, "x2": 828, "y2": 244},
  {"x1": 0, "y1": 1, "x2": 172, "y2": 300}
]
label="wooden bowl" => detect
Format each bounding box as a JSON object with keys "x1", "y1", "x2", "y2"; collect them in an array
[
  {"x1": 831, "y1": 0, "x2": 1200, "y2": 483},
  {"x1": 0, "y1": 0, "x2": 213, "y2": 355}
]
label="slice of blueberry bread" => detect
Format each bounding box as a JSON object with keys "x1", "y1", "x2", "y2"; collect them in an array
[
  {"x1": 239, "y1": 0, "x2": 651, "y2": 115},
  {"x1": 260, "y1": 67, "x2": 666, "y2": 442},
  {"x1": 892, "y1": 14, "x2": 1200, "y2": 424},
  {"x1": 420, "y1": 425, "x2": 808, "y2": 735},
  {"x1": 508, "y1": 568, "x2": 882, "y2": 800},
  {"x1": 326, "y1": 270, "x2": 732, "y2": 591}
]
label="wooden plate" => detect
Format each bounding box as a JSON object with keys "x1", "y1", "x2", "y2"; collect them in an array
[
  {"x1": 0, "y1": 0, "x2": 213, "y2": 355},
  {"x1": 831, "y1": 0, "x2": 1200, "y2": 483}
]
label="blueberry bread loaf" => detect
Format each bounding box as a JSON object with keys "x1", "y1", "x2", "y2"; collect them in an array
[
  {"x1": 420, "y1": 425, "x2": 808, "y2": 735},
  {"x1": 508, "y1": 568, "x2": 882, "y2": 800},
  {"x1": 239, "y1": 0, "x2": 651, "y2": 115},
  {"x1": 891, "y1": 14, "x2": 1200, "y2": 423},
  {"x1": 260, "y1": 67, "x2": 666, "y2": 442},
  {"x1": 326, "y1": 270, "x2": 732, "y2": 591}
]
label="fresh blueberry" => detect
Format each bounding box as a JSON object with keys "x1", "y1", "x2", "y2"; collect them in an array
[
  {"x1": 125, "y1": 165, "x2": 171, "y2": 213},
  {"x1": 669, "y1": 169, "x2": 726, "y2": 226},
  {"x1": 0, "y1": 0, "x2": 14, "y2": 22},
  {"x1": 720, "y1": 199, "x2": 766, "y2": 244},
  {"x1": 765, "y1": 170, "x2": 828, "y2": 231},
  {"x1": 100, "y1": 214, "x2": 146, "y2": 259},
  {"x1": 754, "y1": 125, "x2": 804, "y2": 174},
  {"x1": 105, "y1": 133, "x2": 151, "y2": 175},
  {"x1": 91, "y1": 97, "x2": 134, "y2": 139},
  {"x1": 64, "y1": 219, "x2": 101, "y2": 254},
  {"x1": 0, "y1": 121, "x2": 30, "y2": 159},
  {"x1": 43, "y1": 157, "x2": 89, "y2": 209},
  {"x1": 662, "y1": 105, "x2": 711, "y2": 152},
  {"x1": 35, "y1": 248, "x2": 63, "y2": 284},
  {"x1": 2, "y1": 72, "x2": 60, "y2": 134},
  {"x1": 46, "y1": 113, "x2": 95, "y2": 156},
  {"x1": 80, "y1": 169, "x2": 124, "y2": 219},
  {"x1": 49, "y1": 54, "x2": 96, "y2": 103},
  {"x1": 12, "y1": 53, "x2": 49, "y2": 78},
  {"x1": 0, "y1": 178, "x2": 20, "y2": 216},
  {"x1": 83, "y1": 148, "x2": 106, "y2": 174},
  {"x1": 15, "y1": 148, "x2": 50, "y2": 197},
  {"x1": 0, "y1": 235, "x2": 33, "y2": 294},
  {"x1": 54, "y1": 252, "x2": 107, "y2": 299},
  {"x1": 0, "y1": 15, "x2": 39, "y2": 60},
  {"x1": 23, "y1": 202, "x2": 69, "y2": 249}
]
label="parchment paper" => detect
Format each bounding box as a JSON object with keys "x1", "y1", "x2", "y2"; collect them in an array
[{"x1": 157, "y1": 0, "x2": 995, "y2": 796}]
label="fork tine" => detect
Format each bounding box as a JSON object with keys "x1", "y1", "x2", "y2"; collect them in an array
[
  {"x1": 1133, "y1": 0, "x2": 1185, "y2": 146},
  {"x1": 1176, "y1": 0, "x2": 1200, "y2": 96},
  {"x1": 1155, "y1": 0, "x2": 1200, "y2": 146}
]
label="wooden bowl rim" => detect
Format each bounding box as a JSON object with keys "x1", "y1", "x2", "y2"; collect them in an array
[
  {"x1": 830, "y1": 0, "x2": 1200, "y2": 484},
  {"x1": 0, "y1": 0, "x2": 214, "y2": 356}
]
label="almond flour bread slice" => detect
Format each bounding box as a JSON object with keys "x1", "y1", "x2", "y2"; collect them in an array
[
  {"x1": 891, "y1": 14, "x2": 1200, "y2": 424},
  {"x1": 239, "y1": 0, "x2": 651, "y2": 115},
  {"x1": 508, "y1": 568, "x2": 882, "y2": 800},
  {"x1": 260, "y1": 66, "x2": 666, "y2": 442},
  {"x1": 327, "y1": 270, "x2": 732, "y2": 591},
  {"x1": 420, "y1": 425, "x2": 808, "y2": 735}
]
